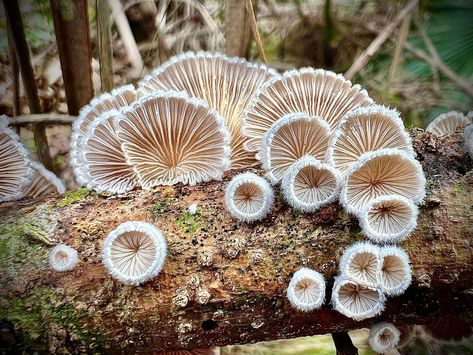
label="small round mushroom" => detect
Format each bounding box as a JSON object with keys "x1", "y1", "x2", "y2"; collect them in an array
[
  {"x1": 242, "y1": 67, "x2": 373, "y2": 153},
  {"x1": 49, "y1": 244, "x2": 78, "y2": 272},
  {"x1": 340, "y1": 148, "x2": 426, "y2": 215},
  {"x1": 369, "y1": 322, "x2": 401, "y2": 354},
  {"x1": 379, "y1": 245, "x2": 412, "y2": 296},
  {"x1": 331, "y1": 276, "x2": 385, "y2": 321},
  {"x1": 286, "y1": 268, "x2": 325, "y2": 312},
  {"x1": 81, "y1": 110, "x2": 138, "y2": 194},
  {"x1": 117, "y1": 91, "x2": 231, "y2": 188},
  {"x1": 22, "y1": 161, "x2": 65, "y2": 198},
  {"x1": 224, "y1": 172, "x2": 274, "y2": 223},
  {"x1": 0, "y1": 115, "x2": 34, "y2": 202},
  {"x1": 103, "y1": 221, "x2": 167, "y2": 285},
  {"x1": 339, "y1": 242, "x2": 381, "y2": 287},
  {"x1": 359, "y1": 195, "x2": 418, "y2": 244},
  {"x1": 326, "y1": 104, "x2": 414, "y2": 175},
  {"x1": 281, "y1": 155, "x2": 341, "y2": 213},
  {"x1": 426, "y1": 111, "x2": 470, "y2": 137},
  {"x1": 259, "y1": 112, "x2": 331, "y2": 184},
  {"x1": 138, "y1": 51, "x2": 278, "y2": 169}
]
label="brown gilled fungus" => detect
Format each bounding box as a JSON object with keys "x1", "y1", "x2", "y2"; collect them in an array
[
  {"x1": 369, "y1": 322, "x2": 401, "y2": 353},
  {"x1": 81, "y1": 110, "x2": 138, "y2": 194},
  {"x1": 426, "y1": 111, "x2": 470, "y2": 137},
  {"x1": 326, "y1": 104, "x2": 414, "y2": 175},
  {"x1": 242, "y1": 68, "x2": 373, "y2": 153},
  {"x1": 0, "y1": 115, "x2": 33, "y2": 202},
  {"x1": 117, "y1": 91, "x2": 231, "y2": 188},
  {"x1": 286, "y1": 268, "x2": 326, "y2": 311},
  {"x1": 259, "y1": 112, "x2": 331, "y2": 184},
  {"x1": 22, "y1": 161, "x2": 66, "y2": 198},
  {"x1": 138, "y1": 51, "x2": 278, "y2": 168},
  {"x1": 103, "y1": 221, "x2": 167, "y2": 285},
  {"x1": 379, "y1": 245, "x2": 412, "y2": 296},
  {"x1": 71, "y1": 85, "x2": 137, "y2": 185},
  {"x1": 49, "y1": 244, "x2": 79, "y2": 272},
  {"x1": 340, "y1": 148, "x2": 426, "y2": 215},
  {"x1": 339, "y1": 242, "x2": 380, "y2": 287}
]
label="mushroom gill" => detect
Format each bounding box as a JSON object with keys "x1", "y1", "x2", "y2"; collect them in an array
[
  {"x1": 286, "y1": 267, "x2": 325, "y2": 311},
  {"x1": 379, "y1": 245, "x2": 412, "y2": 296},
  {"x1": 426, "y1": 111, "x2": 470, "y2": 137},
  {"x1": 49, "y1": 244, "x2": 79, "y2": 272},
  {"x1": 369, "y1": 322, "x2": 401, "y2": 354},
  {"x1": 339, "y1": 242, "x2": 380, "y2": 287},
  {"x1": 22, "y1": 161, "x2": 65, "y2": 198},
  {"x1": 138, "y1": 52, "x2": 278, "y2": 169}
]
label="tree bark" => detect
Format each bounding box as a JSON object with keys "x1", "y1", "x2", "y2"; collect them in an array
[
  {"x1": 0, "y1": 131, "x2": 472, "y2": 353},
  {"x1": 225, "y1": 0, "x2": 253, "y2": 59}
]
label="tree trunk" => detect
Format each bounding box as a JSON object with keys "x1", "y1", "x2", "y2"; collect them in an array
[
  {"x1": 0, "y1": 131, "x2": 472, "y2": 353},
  {"x1": 225, "y1": 0, "x2": 253, "y2": 59}
]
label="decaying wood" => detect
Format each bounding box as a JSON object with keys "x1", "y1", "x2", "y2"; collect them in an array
[
  {"x1": 0, "y1": 131, "x2": 472, "y2": 353},
  {"x1": 9, "y1": 114, "x2": 76, "y2": 126}
]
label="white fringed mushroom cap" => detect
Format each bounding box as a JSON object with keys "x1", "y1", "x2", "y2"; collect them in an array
[
  {"x1": 426, "y1": 111, "x2": 470, "y2": 137},
  {"x1": 242, "y1": 67, "x2": 373, "y2": 153},
  {"x1": 359, "y1": 194, "x2": 418, "y2": 244},
  {"x1": 22, "y1": 161, "x2": 65, "y2": 198},
  {"x1": 49, "y1": 244, "x2": 78, "y2": 272},
  {"x1": 281, "y1": 155, "x2": 341, "y2": 213},
  {"x1": 340, "y1": 148, "x2": 426, "y2": 215},
  {"x1": 369, "y1": 322, "x2": 401, "y2": 353},
  {"x1": 464, "y1": 124, "x2": 473, "y2": 159},
  {"x1": 326, "y1": 104, "x2": 414, "y2": 175},
  {"x1": 224, "y1": 172, "x2": 274, "y2": 223},
  {"x1": 0, "y1": 115, "x2": 34, "y2": 202},
  {"x1": 379, "y1": 245, "x2": 412, "y2": 296},
  {"x1": 117, "y1": 91, "x2": 231, "y2": 188},
  {"x1": 286, "y1": 267, "x2": 325, "y2": 311},
  {"x1": 71, "y1": 85, "x2": 137, "y2": 185},
  {"x1": 138, "y1": 51, "x2": 278, "y2": 169},
  {"x1": 339, "y1": 242, "x2": 381, "y2": 287},
  {"x1": 103, "y1": 221, "x2": 167, "y2": 286},
  {"x1": 81, "y1": 110, "x2": 138, "y2": 194},
  {"x1": 331, "y1": 276, "x2": 385, "y2": 321},
  {"x1": 259, "y1": 112, "x2": 331, "y2": 184}
]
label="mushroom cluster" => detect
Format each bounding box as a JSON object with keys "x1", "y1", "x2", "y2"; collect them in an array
[{"x1": 0, "y1": 115, "x2": 64, "y2": 202}]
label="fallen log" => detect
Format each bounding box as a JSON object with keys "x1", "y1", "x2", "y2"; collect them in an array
[{"x1": 0, "y1": 130, "x2": 472, "y2": 353}]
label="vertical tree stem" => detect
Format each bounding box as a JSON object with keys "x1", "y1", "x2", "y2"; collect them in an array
[
  {"x1": 387, "y1": 13, "x2": 411, "y2": 91},
  {"x1": 245, "y1": 0, "x2": 267, "y2": 63},
  {"x1": 332, "y1": 332, "x2": 359, "y2": 355},
  {"x1": 225, "y1": 0, "x2": 252, "y2": 59},
  {"x1": 96, "y1": 0, "x2": 114, "y2": 92},
  {"x1": 7, "y1": 29, "x2": 21, "y2": 117}
]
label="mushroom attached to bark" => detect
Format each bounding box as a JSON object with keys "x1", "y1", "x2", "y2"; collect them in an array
[
  {"x1": 340, "y1": 148, "x2": 426, "y2": 215},
  {"x1": 49, "y1": 244, "x2": 78, "y2": 272},
  {"x1": 138, "y1": 51, "x2": 278, "y2": 169},
  {"x1": 103, "y1": 221, "x2": 167, "y2": 285},
  {"x1": 359, "y1": 195, "x2": 418, "y2": 244},
  {"x1": 281, "y1": 155, "x2": 341, "y2": 213},
  {"x1": 259, "y1": 112, "x2": 331, "y2": 184},
  {"x1": 326, "y1": 104, "x2": 414, "y2": 175},
  {"x1": 22, "y1": 161, "x2": 66, "y2": 198},
  {"x1": 369, "y1": 322, "x2": 401, "y2": 353},
  {"x1": 242, "y1": 67, "x2": 373, "y2": 153},
  {"x1": 379, "y1": 245, "x2": 412, "y2": 296},
  {"x1": 117, "y1": 91, "x2": 231, "y2": 188},
  {"x1": 286, "y1": 268, "x2": 326, "y2": 311},
  {"x1": 331, "y1": 276, "x2": 385, "y2": 321},
  {"x1": 0, "y1": 115, "x2": 33, "y2": 202},
  {"x1": 71, "y1": 85, "x2": 137, "y2": 185},
  {"x1": 81, "y1": 110, "x2": 138, "y2": 194},
  {"x1": 225, "y1": 172, "x2": 274, "y2": 223},
  {"x1": 426, "y1": 111, "x2": 470, "y2": 137},
  {"x1": 339, "y1": 242, "x2": 380, "y2": 287}
]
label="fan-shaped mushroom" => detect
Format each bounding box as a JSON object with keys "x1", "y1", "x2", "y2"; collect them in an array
[
  {"x1": 339, "y1": 242, "x2": 380, "y2": 287},
  {"x1": 138, "y1": 52, "x2": 278, "y2": 169},
  {"x1": 326, "y1": 104, "x2": 414, "y2": 174},
  {"x1": 0, "y1": 115, "x2": 33, "y2": 202},
  {"x1": 49, "y1": 244, "x2": 78, "y2": 272},
  {"x1": 81, "y1": 110, "x2": 138, "y2": 194},
  {"x1": 259, "y1": 112, "x2": 331, "y2": 184},
  {"x1": 360, "y1": 195, "x2": 418, "y2": 244},
  {"x1": 281, "y1": 155, "x2": 341, "y2": 213},
  {"x1": 286, "y1": 268, "x2": 325, "y2": 311},
  {"x1": 225, "y1": 172, "x2": 274, "y2": 223},
  {"x1": 242, "y1": 68, "x2": 373, "y2": 153},
  {"x1": 331, "y1": 276, "x2": 385, "y2": 321},
  {"x1": 71, "y1": 85, "x2": 137, "y2": 185},
  {"x1": 103, "y1": 221, "x2": 167, "y2": 285},
  {"x1": 379, "y1": 245, "x2": 412, "y2": 296},
  {"x1": 117, "y1": 91, "x2": 231, "y2": 188},
  {"x1": 22, "y1": 161, "x2": 65, "y2": 198},
  {"x1": 369, "y1": 322, "x2": 401, "y2": 353},
  {"x1": 426, "y1": 111, "x2": 470, "y2": 137},
  {"x1": 340, "y1": 148, "x2": 426, "y2": 215}
]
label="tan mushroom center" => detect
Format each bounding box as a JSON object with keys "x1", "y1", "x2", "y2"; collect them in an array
[
  {"x1": 294, "y1": 277, "x2": 320, "y2": 304},
  {"x1": 54, "y1": 251, "x2": 69, "y2": 265},
  {"x1": 293, "y1": 166, "x2": 337, "y2": 204},
  {"x1": 378, "y1": 329, "x2": 394, "y2": 346},
  {"x1": 338, "y1": 282, "x2": 380, "y2": 314},
  {"x1": 381, "y1": 255, "x2": 406, "y2": 289},
  {"x1": 367, "y1": 199, "x2": 414, "y2": 236},
  {"x1": 348, "y1": 251, "x2": 378, "y2": 285},
  {"x1": 233, "y1": 182, "x2": 264, "y2": 214}
]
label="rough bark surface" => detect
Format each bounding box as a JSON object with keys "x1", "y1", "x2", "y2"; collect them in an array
[{"x1": 0, "y1": 131, "x2": 472, "y2": 353}]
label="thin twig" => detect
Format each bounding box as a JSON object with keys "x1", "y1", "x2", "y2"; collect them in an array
[
  {"x1": 97, "y1": 0, "x2": 114, "y2": 92},
  {"x1": 9, "y1": 114, "x2": 76, "y2": 126},
  {"x1": 245, "y1": 0, "x2": 267, "y2": 63},
  {"x1": 344, "y1": 0, "x2": 418, "y2": 80},
  {"x1": 416, "y1": 18, "x2": 441, "y2": 94},
  {"x1": 387, "y1": 12, "x2": 411, "y2": 90}
]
